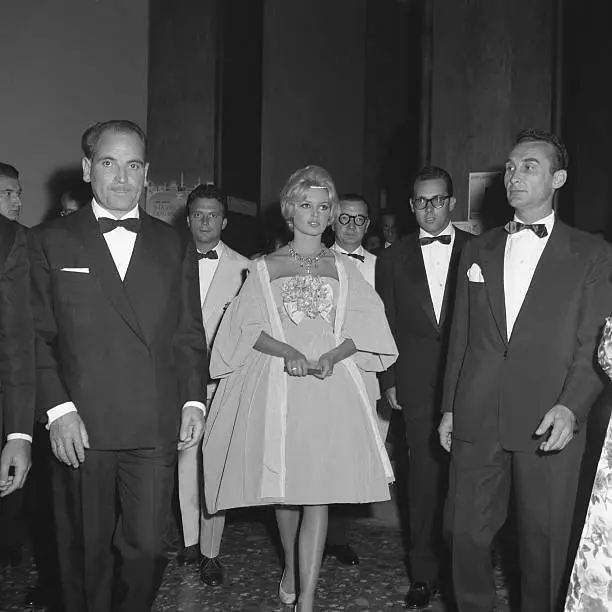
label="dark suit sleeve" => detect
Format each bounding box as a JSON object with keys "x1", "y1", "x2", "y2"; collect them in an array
[
  {"x1": 27, "y1": 230, "x2": 73, "y2": 418},
  {"x1": 375, "y1": 250, "x2": 397, "y2": 391},
  {"x1": 557, "y1": 243, "x2": 612, "y2": 422},
  {"x1": 440, "y1": 239, "x2": 473, "y2": 414},
  {"x1": 1, "y1": 225, "x2": 35, "y2": 436},
  {"x1": 174, "y1": 245, "x2": 208, "y2": 405}
]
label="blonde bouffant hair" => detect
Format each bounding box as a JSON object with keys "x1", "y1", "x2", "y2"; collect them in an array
[{"x1": 279, "y1": 165, "x2": 339, "y2": 230}]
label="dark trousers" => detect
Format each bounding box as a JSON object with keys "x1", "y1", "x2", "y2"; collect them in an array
[
  {"x1": 404, "y1": 415, "x2": 448, "y2": 585},
  {"x1": 445, "y1": 424, "x2": 585, "y2": 612},
  {"x1": 326, "y1": 510, "x2": 350, "y2": 546},
  {"x1": 51, "y1": 444, "x2": 176, "y2": 612}
]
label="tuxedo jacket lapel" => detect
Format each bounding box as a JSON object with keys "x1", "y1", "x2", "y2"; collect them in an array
[
  {"x1": 439, "y1": 232, "x2": 466, "y2": 328},
  {"x1": 203, "y1": 249, "x2": 233, "y2": 315},
  {"x1": 401, "y1": 236, "x2": 438, "y2": 331},
  {"x1": 479, "y1": 228, "x2": 509, "y2": 345},
  {"x1": 123, "y1": 214, "x2": 174, "y2": 347},
  {"x1": 75, "y1": 207, "x2": 147, "y2": 346}
]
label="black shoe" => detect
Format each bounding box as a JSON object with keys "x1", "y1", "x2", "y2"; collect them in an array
[
  {"x1": 200, "y1": 555, "x2": 224, "y2": 586},
  {"x1": 405, "y1": 581, "x2": 431, "y2": 609},
  {"x1": 22, "y1": 584, "x2": 49, "y2": 607},
  {"x1": 324, "y1": 544, "x2": 359, "y2": 566},
  {"x1": 176, "y1": 544, "x2": 201, "y2": 566}
]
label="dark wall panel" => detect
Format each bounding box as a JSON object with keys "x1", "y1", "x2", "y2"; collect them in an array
[
  {"x1": 260, "y1": 0, "x2": 367, "y2": 209},
  {"x1": 217, "y1": 0, "x2": 264, "y2": 203},
  {"x1": 147, "y1": 0, "x2": 217, "y2": 185},
  {"x1": 430, "y1": 0, "x2": 554, "y2": 223},
  {"x1": 564, "y1": 0, "x2": 612, "y2": 233}
]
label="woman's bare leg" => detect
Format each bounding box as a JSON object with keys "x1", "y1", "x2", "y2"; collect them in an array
[
  {"x1": 296, "y1": 504, "x2": 328, "y2": 611},
  {"x1": 276, "y1": 506, "x2": 300, "y2": 596}
]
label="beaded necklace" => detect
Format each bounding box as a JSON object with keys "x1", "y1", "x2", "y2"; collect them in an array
[{"x1": 288, "y1": 242, "x2": 326, "y2": 275}]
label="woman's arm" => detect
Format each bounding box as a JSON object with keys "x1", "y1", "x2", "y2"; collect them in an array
[
  {"x1": 254, "y1": 331, "x2": 310, "y2": 377},
  {"x1": 315, "y1": 339, "x2": 357, "y2": 378}
]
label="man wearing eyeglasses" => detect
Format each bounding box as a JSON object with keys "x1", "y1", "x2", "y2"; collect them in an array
[
  {"x1": 331, "y1": 194, "x2": 376, "y2": 286},
  {"x1": 376, "y1": 166, "x2": 472, "y2": 609},
  {"x1": 0, "y1": 163, "x2": 23, "y2": 222},
  {"x1": 324, "y1": 194, "x2": 378, "y2": 567}
]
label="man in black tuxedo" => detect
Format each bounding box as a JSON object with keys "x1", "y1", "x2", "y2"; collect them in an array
[
  {"x1": 0, "y1": 214, "x2": 35, "y2": 566},
  {"x1": 377, "y1": 166, "x2": 472, "y2": 609},
  {"x1": 0, "y1": 215, "x2": 34, "y2": 495},
  {"x1": 28, "y1": 120, "x2": 207, "y2": 612},
  {"x1": 440, "y1": 129, "x2": 612, "y2": 612}
]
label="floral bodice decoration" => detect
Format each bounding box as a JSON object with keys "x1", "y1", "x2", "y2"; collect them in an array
[{"x1": 281, "y1": 274, "x2": 333, "y2": 325}]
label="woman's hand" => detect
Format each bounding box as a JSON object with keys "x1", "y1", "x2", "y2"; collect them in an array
[
  {"x1": 313, "y1": 351, "x2": 337, "y2": 379},
  {"x1": 284, "y1": 347, "x2": 310, "y2": 377}
]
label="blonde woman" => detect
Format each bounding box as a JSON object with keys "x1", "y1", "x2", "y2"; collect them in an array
[{"x1": 203, "y1": 165, "x2": 397, "y2": 611}]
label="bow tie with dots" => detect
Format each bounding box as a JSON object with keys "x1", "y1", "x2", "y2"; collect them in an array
[
  {"x1": 504, "y1": 220, "x2": 548, "y2": 238},
  {"x1": 198, "y1": 250, "x2": 218, "y2": 260}
]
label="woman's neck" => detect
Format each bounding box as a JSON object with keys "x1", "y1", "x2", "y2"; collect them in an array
[{"x1": 291, "y1": 233, "x2": 323, "y2": 255}]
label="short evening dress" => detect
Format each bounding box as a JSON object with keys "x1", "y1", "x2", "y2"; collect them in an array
[{"x1": 203, "y1": 255, "x2": 398, "y2": 512}]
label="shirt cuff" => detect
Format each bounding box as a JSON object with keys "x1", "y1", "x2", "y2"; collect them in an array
[
  {"x1": 183, "y1": 401, "x2": 206, "y2": 415},
  {"x1": 46, "y1": 402, "x2": 78, "y2": 428},
  {"x1": 6, "y1": 433, "x2": 32, "y2": 443}
]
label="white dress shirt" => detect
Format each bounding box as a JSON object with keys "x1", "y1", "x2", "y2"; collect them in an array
[
  {"x1": 419, "y1": 222, "x2": 455, "y2": 324},
  {"x1": 503, "y1": 211, "x2": 555, "y2": 338},
  {"x1": 331, "y1": 243, "x2": 376, "y2": 288},
  {"x1": 92, "y1": 199, "x2": 139, "y2": 280},
  {"x1": 198, "y1": 241, "x2": 223, "y2": 306},
  {"x1": 48, "y1": 201, "x2": 205, "y2": 425}
]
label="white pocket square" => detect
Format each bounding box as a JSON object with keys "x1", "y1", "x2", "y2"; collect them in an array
[
  {"x1": 60, "y1": 267, "x2": 90, "y2": 274},
  {"x1": 467, "y1": 262, "x2": 485, "y2": 283}
]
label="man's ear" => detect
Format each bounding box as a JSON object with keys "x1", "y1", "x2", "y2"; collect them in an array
[
  {"x1": 221, "y1": 217, "x2": 228, "y2": 231},
  {"x1": 82, "y1": 157, "x2": 92, "y2": 183},
  {"x1": 552, "y1": 169, "x2": 567, "y2": 189},
  {"x1": 448, "y1": 197, "x2": 456, "y2": 213},
  {"x1": 364, "y1": 219, "x2": 371, "y2": 233}
]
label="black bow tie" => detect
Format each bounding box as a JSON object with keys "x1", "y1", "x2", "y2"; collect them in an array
[
  {"x1": 504, "y1": 220, "x2": 548, "y2": 238},
  {"x1": 98, "y1": 217, "x2": 141, "y2": 234},
  {"x1": 197, "y1": 250, "x2": 218, "y2": 260},
  {"x1": 343, "y1": 252, "x2": 365, "y2": 262},
  {"x1": 419, "y1": 235, "x2": 451, "y2": 246}
]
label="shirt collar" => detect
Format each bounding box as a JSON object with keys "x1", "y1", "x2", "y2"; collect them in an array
[
  {"x1": 513, "y1": 210, "x2": 555, "y2": 233},
  {"x1": 91, "y1": 199, "x2": 140, "y2": 221},
  {"x1": 197, "y1": 240, "x2": 224, "y2": 257},
  {"x1": 419, "y1": 221, "x2": 455, "y2": 240},
  {"x1": 333, "y1": 242, "x2": 364, "y2": 256}
]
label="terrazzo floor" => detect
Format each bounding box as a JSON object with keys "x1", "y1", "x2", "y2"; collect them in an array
[{"x1": 0, "y1": 506, "x2": 513, "y2": 612}]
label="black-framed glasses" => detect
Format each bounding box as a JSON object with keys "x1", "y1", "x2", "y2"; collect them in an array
[
  {"x1": 411, "y1": 195, "x2": 449, "y2": 210},
  {"x1": 338, "y1": 213, "x2": 368, "y2": 226}
]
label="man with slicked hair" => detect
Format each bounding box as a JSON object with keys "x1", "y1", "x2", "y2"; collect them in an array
[
  {"x1": 29, "y1": 120, "x2": 207, "y2": 612},
  {"x1": 441, "y1": 129, "x2": 612, "y2": 611}
]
